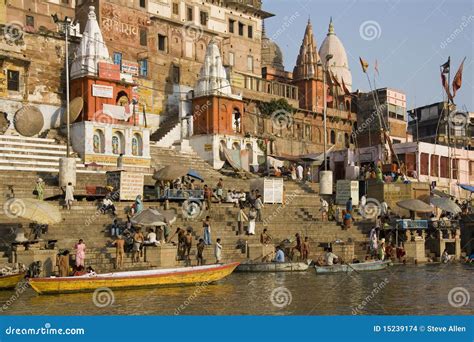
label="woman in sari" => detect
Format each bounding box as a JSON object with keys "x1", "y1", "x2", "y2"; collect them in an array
[
  {"x1": 75, "y1": 239, "x2": 86, "y2": 268},
  {"x1": 35, "y1": 178, "x2": 44, "y2": 201},
  {"x1": 135, "y1": 195, "x2": 143, "y2": 214}
]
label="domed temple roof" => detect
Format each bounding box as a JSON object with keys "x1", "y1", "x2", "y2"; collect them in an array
[
  {"x1": 319, "y1": 18, "x2": 352, "y2": 91},
  {"x1": 261, "y1": 24, "x2": 284, "y2": 72}
]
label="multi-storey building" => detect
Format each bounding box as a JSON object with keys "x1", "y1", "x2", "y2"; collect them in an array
[
  {"x1": 0, "y1": 0, "x2": 76, "y2": 135},
  {"x1": 407, "y1": 101, "x2": 472, "y2": 149}
]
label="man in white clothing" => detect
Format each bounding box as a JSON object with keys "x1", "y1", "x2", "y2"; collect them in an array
[{"x1": 297, "y1": 164, "x2": 304, "y2": 181}]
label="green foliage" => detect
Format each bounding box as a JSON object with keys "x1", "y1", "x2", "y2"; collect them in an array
[{"x1": 257, "y1": 98, "x2": 295, "y2": 117}]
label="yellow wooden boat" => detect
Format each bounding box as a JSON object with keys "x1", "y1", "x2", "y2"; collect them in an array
[
  {"x1": 0, "y1": 273, "x2": 25, "y2": 290},
  {"x1": 29, "y1": 262, "x2": 240, "y2": 294}
]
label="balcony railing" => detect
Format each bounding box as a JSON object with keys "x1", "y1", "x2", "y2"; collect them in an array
[{"x1": 230, "y1": 70, "x2": 298, "y2": 101}]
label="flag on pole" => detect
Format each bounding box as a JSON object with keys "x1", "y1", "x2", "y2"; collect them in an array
[
  {"x1": 440, "y1": 57, "x2": 453, "y2": 103},
  {"x1": 341, "y1": 77, "x2": 351, "y2": 96},
  {"x1": 440, "y1": 57, "x2": 450, "y2": 74},
  {"x1": 359, "y1": 57, "x2": 369, "y2": 73},
  {"x1": 452, "y1": 57, "x2": 466, "y2": 97},
  {"x1": 374, "y1": 59, "x2": 379, "y2": 76}
]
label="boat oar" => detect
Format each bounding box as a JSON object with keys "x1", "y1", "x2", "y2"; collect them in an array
[{"x1": 341, "y1": 259, "x2": 360, "y2": 274}]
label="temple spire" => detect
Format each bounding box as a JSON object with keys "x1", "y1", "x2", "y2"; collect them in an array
[
  {"x1": 328, "y1": 16, "x2": 335, "y2": 35},
  {"x1": 70, "y1": 6, "x2": 111, "y2": 80},
  {"x1": 293, "y1": 19, "x2": 321, "y2": 81}
]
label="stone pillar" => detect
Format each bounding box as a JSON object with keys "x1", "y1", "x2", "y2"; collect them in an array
[
  {"x1": 455, "y1": 228, "x2": 461, "y2": 261},
  {"x1": 144, "y1": 245, "x2": 177, "y2": 267},
  {"x1": 59, "y1": 157, "x2": 76, "y2": 187}
]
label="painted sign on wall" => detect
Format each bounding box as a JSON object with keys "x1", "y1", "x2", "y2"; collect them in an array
[
  {"x1": 92, "y1": 84, "x2": 114, "y2": 98},
  {"x1": 98, "y1": 62, "x2": 120, "y2": 81}
]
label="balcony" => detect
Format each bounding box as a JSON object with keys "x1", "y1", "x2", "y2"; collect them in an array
[{"x1": 229, "y1": 70, "x2": 298, "y2": 106}]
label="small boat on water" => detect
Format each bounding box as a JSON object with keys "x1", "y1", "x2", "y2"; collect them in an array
[
  {"x1": 315, "y1": 260, "x2": 391, "y2": 274},
  {"x1": 29, "y1": 262, "x2": 239, "y2": 294},
  {"x1": 0, "y1": 273, "x2": 25, "y2": 290},
  {"x1": 236, "y1": 261, "x2": 309, "y2": 272}
]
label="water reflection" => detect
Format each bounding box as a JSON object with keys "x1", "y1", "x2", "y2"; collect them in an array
[{"x1": 0, "y1": 264, "x2": 472, "y2": 316}]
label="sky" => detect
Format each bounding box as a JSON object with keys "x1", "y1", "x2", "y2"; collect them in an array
[{"x1": 263, "y1": 0, "x2": 473, "y2": 111}]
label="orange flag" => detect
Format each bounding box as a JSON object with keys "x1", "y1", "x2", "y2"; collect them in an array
[
  {"x1": 359, "y1": 57, "x2": 369, "y2": 73},
  {"x1": 452, "y1": 57, "x2": 466, "y2": 97}
]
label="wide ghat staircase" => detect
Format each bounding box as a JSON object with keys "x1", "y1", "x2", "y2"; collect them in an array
[{"x1": 0, "y1": 145, "x2": 371, "y2": 272}]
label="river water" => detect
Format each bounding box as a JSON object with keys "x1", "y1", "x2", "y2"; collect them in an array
[{"x1": 1, "y1": 264, "x2": 472, "y2": 316}]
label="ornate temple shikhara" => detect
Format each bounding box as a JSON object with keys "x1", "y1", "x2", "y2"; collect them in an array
[{"x1": 69, "y1": 6, "x2": 151, "y2": 169}]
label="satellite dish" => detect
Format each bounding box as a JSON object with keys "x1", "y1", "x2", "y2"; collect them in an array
[
  {"x1": 64, "y1": 97, "x2": 84, "y2": 124},
  {"x1": 14, "y1": 106, "x2": 44, "y2": 137}
]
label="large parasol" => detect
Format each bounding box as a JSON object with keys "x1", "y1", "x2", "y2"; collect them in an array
[
  {"x1": 131, "y1": 208, "x2": 176, "y2": 227},
  {"x1": 152, "y1": 165, "x2": 189, "y2": 181},
  {"x1": 396, "y1": 199, "x2": 433, "y2": 213},
  {"x1": 3, "y1": 198, "x2": 62, "y2": 225},
  {"x1": 430, "y1": 197, "x2": 461, "y2": 214}
]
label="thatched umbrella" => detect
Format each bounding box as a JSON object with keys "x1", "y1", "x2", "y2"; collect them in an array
[
  {"x1": 3, "y1": 198, "x2": 62, "y2": 224},
  {"x1": 430, "y1": 197, "x2": 461, "y2": 214},
  {"x1": 131, "y1": 208, "x2": 176, "y2": 227},
  {"x1": 396, "y1": 199, "x2": 433, "y2": 213},
  {"x1": 152, "y1": 165, "x2": 189, "y2": 181},
  {"x1": 14, "y1": 106, "x2": 44, "y2": 137}
]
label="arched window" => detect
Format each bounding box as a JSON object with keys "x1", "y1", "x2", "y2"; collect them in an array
[
  {"x1": 232, "y1": 108, "x2": 241, "y2": 133},
  {"x1": 330, "y1": 130, "x2": 336, "y2": 144},
  {"x1": 116, "y1": 91, "x2": 129, "y2": 107},
  {"x1": 112, "y1": 131, "x2": 125, "y2": 155},
  {"x1": 131, "y1": 133, "x2": 143, "y2": 156},
  {"x1": 344, "y1": 133, "x2": 350, "y2": 148},
  {"x1": 92, "y1": 129, "x2": 105, "y2": 153}
]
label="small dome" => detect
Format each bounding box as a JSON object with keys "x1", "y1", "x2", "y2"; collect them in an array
[
  {"x1": 261, "y1": 36, "x2": 284, "y2": 72},
  {"x1": 319, "y1": 18, "x2": 352, "y2": 91}
]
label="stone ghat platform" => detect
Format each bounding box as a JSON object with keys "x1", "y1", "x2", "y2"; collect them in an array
[{"x1": 0, "y1": 145, "x2": 373, "y2": 273}]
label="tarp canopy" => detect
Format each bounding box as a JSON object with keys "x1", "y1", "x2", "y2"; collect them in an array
[
  {"x1": 222, "y1": 147, "x2": 242, "y2": 171},
  {"x1": 187, "y1": 169, "x2": 204, "y2": 181},
  {"x1": 397, "y1": 199, "x2": 433, "y2": 213},
  {"x1": 459, "y1": 184, "x2": 474, "y2": 193},
  {"x1": 430, "y1": 197, "x2": 462, "y2": 214}
]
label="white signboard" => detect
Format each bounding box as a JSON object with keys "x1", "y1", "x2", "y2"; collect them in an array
[
  {"x1": 336, "y1": 180, "x2": 359, "y2": 206},
  {"x1": 250, "y1": 178, "x2": 283, "y2": 204},
  {"x1": 107, "y1": 171, "x2": 144, "y2": 201},
  {"x1": 92, "y1": 84, "x2": 114, "y2": 98}
]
